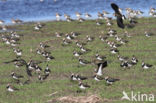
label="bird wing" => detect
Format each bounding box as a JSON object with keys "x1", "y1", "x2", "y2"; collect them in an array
[
  {"x1": 111, "y1": 3, "x2": 120, "y2": 13},
  {"x1": 26, "y1": 68, "x2": 32, "y2": 76},
  {"x1": 117, "y1": 16, "x2": 125, "y2": 29},
  {"x1": 3, "y1": 59, "x2": 18, "y2": 64}
]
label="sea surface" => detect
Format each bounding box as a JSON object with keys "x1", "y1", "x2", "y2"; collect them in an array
[{"x1": 0, "y1": 0, "x2": 156, "y2": 24}]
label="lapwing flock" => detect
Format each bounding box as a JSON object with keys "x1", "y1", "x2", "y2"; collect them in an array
[{"x1": 1, "y1": 3, "x2": 155, "y2": 94}]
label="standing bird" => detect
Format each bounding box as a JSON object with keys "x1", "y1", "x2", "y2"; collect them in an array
[{"x1": 111, "y1": 3, "x2": 125, "y2": 29}]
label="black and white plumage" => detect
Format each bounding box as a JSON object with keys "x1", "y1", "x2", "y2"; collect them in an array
[
  {"x1": 78, "y1": 82, "x2": 90, "y2": 89},
  {"x1": 55, "y1": 32, "x2": 63, "y2": 37},
  {"x1": 40, "y1": 42, "x2": 50, "y2": 49},
  {"x1": 111, "y1": 3, "x2": 125, "y2": 29},
  {"x1": 71, "y1": 32, "x2": 79, "y2": 38},
  {"x1": 118, "y1": 55, "x2": 128, "y2": 61},
  {"x1": 38, "y1": 74, "x2": 49, "y2": 81},
  {"x1": 11, "y1": 72, "x2": 24, "y2": 80},
  {"x1": 95, "y1": 54, "x2": 106, "y2": 61},
  {"x1": 80, "y1": 46, "x2": 90, "y2": 53},
  {"x1": 44, "y1": 64, "x2": 51, "y2": 75},
  {"x1": 145, "y1": 31, "x2": 152, "y2": 37},
  {"x1": 96, "y1": 61, "x2": 107, "y2": 76},
  {"x1": 35, "y1": 65, "x2": 42, "y2": 73},
  {"x1": 73, "y1": 51, "x2": 82, "y2": 57},
  {"x1": 78, "y1": 58, "x2": 90, "y2": 65},
  {"x1": 93, "y1": 75, "x2": 104, "y2": 81},
  {"x1": 142, "y1": 62, "x2": 153, "y2": 69},
  {"x1": 131, "y1": 55, "x2": 138, "y2": 64},
  {"x1": 105, "y1": 76, "x2": 120, "y2": 85},
  {"x1": 96, "y1": 20, "x2": 102, "y2": 25},
  {"x1": 86, "y1": 35, "x2": 94, "y2": 42},
  {"x1": 71, "y1": 74, "x2": 78, "y2": 81},
  {"x1": 120, "y1": 61, "x2": 129, "y2": 68},
  {"x1": 99, "y1": 35, "x2": 107, "y2": 42},
  {"x1": 110, "y1": 48, "x2": 119, "y2": 54},
  {"x1": 65, "y1": 34, "x2": 74, "y2": 40},
  {"x1": 62, "y1": 38, "x2": 72, "y2": 45},
  {"x1": 6, "y1": 84, "x2": 19, "y2": 92},
  {"x1": 76, "y1": 74, "x2": 87, "y2": 81},
  {"x1": 45, "y1": 55, "x2": 55, "y2": 61}
]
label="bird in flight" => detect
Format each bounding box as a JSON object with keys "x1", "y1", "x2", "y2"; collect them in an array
[{"x1": 111, "y1": 3, "x2": 125, "y2": 29}]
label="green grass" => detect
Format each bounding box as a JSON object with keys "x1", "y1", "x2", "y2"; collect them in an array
[{"x1": 0, "y1": 17, "x2": 156, "y2": 103}]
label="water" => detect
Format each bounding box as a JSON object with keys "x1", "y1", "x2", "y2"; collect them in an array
[{"x1": 0, "y1": 0, "x2": 156, "y2": 24}]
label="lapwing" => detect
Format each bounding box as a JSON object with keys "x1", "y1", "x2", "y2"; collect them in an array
[
  {"x1": 34, "y1": 24, "x2": 41, "y2": 30},
  {"x1": 64, "y1": 14, "x2": 70, "y2": 19},
  {"x1": 40, "y1": 42, "x2": 50, "y2": 49},
  {"x1": 120, "y1": 60, "x2": 132, "y2": 68},
  {"x1": 35, "y1": 65, "x2": 42, "y2": 73},
  {"x1": 75, "y1": 12, "x2": 81, "y2": 19},
  {"x1": 71, "y1": 32, "x2": 79, "y2": 38},
  {"x1": 99, "y1": 35, "x2": 107, "y2": 42},
  {"x1": 93, "y1": 75, "x2": 104, "y2": 81},
  {"x1": 129, "y1": 18, "x2": 137, "y2": 25},
  {"x1": 65, "y1": 33, "x2": 74, "y2": 40},
  {"x1": 71, "y1": 73, "x2": 78, "y2": 81},
  {"x1": 78, "y1": 57, "x2": 90, "y2": 65},
  {"x1": 80, "y1": 45, "x2": 90, "y2": 53},
  {"x1": 56, "y1": 13, "x2": 61, "y2": 21},
  {"x1": 11, "y1": 72, "x2": 24, "y2": 81},
  {"x1": 145, "y1": 31, "x2": 152, "y2": 37},
  {"x1": 55, "y1": 32, "x2": 63, "y2": 37},
  {"x1": 78, "y1": 81, "x2": 90, "y2": 89},
  {"x1": 131, "y1": 55, "x2": 138, "y2": 64},
  {"x1": 111, "y1": 3, "x2": 125, "y2": 29},
  {"x1": 73, "y1": 51, "x2": 82, "y2": 57},
  {"x1": 120, "y1": 39, "x2": 127, "y2": 45},
  {"x1": 76, "y1": 74, "x2": 88, "y2": 81},
  {"x1": 115, "y1": 35, "x2": 122, "y2": 41},
  {"x1": 108, "y1": 28, "x2": 116, "y2": 34},
  {"x1": 44, "y1": 64, "x2": 51, "y2": 75},
  {"x1": 96, "y1": 19, "x2": 102, "y2": 25},
  {"x1": 118, "y1": 55, "x2": 128, "y2": 61},
  {"x1": 6, "y1": 84, "x2": 19, "y2": 92},
  {"x1": 85, "y1": 13, "x2": 92, "y2": 19},
  {"x1": 36, "y1": 48, "x2": 42, "y2": 55},
  {"x1": 110, "y1": 48, "x2": 119, "y2": 54},
  {"x1": 106, "y1": 21, "x2": 112, "y2": 26},
  {"x1": 96, "y1": 61, "x2": 107, "y2": 76},
  {"x1": 95, "y1": 53, "x2": 106, "y2": 61},
  {"x1": 105, "y1": 76, "x2": 120, "y2": 85},
  {"x1": 41, "y1": 51, "x2": 51, "y2": 57},
  {"x1": 98, "y1": 12, "x2": 104, "y2": 19},
  {"x1": 45, "y1": 55, "x2": 55, "y2": 61},
  {"x1": 62, "y1": 38, "x2": 72, "y2": 45},
  {"x1": 142, "y1": 62, "x2": 153, "y2": 69},
  {"x1": 38, "y1": 74, "x2": 49, "y2": 81},
  {"x1": 86, "y1": 35, "x2": 94, "y2": 42},
  {"x1": 13, "y1": 48, "x2": 22, "y2": 56},
  {"x1": 11, "y1": 19, "x2": 23, "y2": 24},
  {"x1": 78, "y1": 18, "x2": 85, "y2": 22},
  {"x1": 75, "y1": 41, "x2": 83, "y2": 47},
  {"x1": 66, "y1": 18, "x2": 73, "y2": 22}
]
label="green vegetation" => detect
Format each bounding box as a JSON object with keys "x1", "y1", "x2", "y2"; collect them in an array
[{"x1": 0, "y1": 17, "x2": 156, "y2": 103}]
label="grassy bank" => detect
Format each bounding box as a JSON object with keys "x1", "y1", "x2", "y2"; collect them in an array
[{"x1": 0, "y1": 17, "x2": 156, "y2": 103}]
